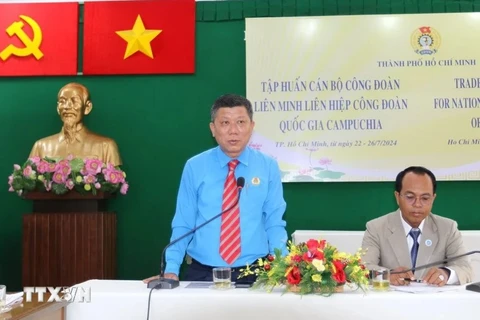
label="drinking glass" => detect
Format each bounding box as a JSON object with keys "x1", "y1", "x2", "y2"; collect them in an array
[
  {"x1": 212, "y1": 267, "x2": 231, "y2": 289},
  {"x1": 371, "y1": 268, "x2": 390, "y2": 291},
  {"x1": 0, "y1": 285, "x2": 7, "y2": 313}
]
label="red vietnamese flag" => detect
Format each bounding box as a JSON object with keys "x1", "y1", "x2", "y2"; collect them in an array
[
  {"x1": 0, "y1": 3, "x2": 78, "y2": 76},
  {"x1": 83, "y1": 0, "x2": 195, "y2": 75}
]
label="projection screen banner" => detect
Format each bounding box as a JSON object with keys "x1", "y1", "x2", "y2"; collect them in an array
[{"x1": 246, "y1": 13, "x2": 480, "y2": 182}]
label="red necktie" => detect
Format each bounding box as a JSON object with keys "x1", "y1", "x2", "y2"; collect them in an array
[{"x1": 219, "y1": 160, "x2": 241, "y2": 264}]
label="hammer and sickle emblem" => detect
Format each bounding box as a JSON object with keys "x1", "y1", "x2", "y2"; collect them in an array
[{"x1": 0, "y1": 15, "x2": 43, "y2": 61}]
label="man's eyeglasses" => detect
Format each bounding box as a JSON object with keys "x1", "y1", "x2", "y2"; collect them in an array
[{"x1": 399, "y1": 193, "x2": 433, "y2": 206}]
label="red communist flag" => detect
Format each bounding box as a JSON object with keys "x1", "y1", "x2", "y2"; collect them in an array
[
  {"x1": 83, "y1": 0, "x2": 195, "y2": 75},
  {"x1": 0, "y1": 3, "x2": 78, "y2": 76}
]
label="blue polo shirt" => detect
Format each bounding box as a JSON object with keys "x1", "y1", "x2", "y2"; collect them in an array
[{"x1": 165, "y1": 146, "x2": 288, "y2": 275}]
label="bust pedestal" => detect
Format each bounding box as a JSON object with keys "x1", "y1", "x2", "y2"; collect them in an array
[{"x1": 21, "y1": 191, "x2": 116, "y2": 287}]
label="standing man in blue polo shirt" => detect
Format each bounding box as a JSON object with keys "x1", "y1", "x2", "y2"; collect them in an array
[{"x1": 144, "y1": 94, "x2": 288, "y2": 282}]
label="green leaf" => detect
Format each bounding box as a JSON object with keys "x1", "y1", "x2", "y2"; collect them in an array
[
  {"x1": 45, "y1": 156, "x2": 59, "y2": 162},
  {"x1": 52, "y1": 183, "x2": 68, "y2": 195},
  {"x1": 274, "y1": 248, "x2": 283, "y2": 260},
  {"x1": 42, "y1": 172, "x2": 52, "y2": 180},
  {"x1": 23, "y1": 178, "x2": 36, "y2": 191},
  {"x1": 36, "y1": 181, "x2": 46, "y2": 192},
  {"x1": 74, "y1": 185, "x2": 88, "y2": 194},
  {"x1": 70, "y1": 158, "x2": 85, "y2": 172},
  {"x1": 11, "y1": 177, "x2": 25, "y2": 189},
  {"x1": 23, "y1": 159, "x2": 34, "y2": 167}
]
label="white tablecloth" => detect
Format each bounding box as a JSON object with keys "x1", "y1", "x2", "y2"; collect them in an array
[{"x1": 65, "y1": 280, "x2": 479, "y2": 320}]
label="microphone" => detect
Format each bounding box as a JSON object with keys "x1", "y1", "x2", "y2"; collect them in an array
[
  {"x1": 390, "y1": 250, "x2": 480, "y2": 274},
  {"x1": 147, "y1": 176, "x2": 246, "y2": 289},
  {"x1": 390, "y1": 250, "x2": 480, "y2": 293}
]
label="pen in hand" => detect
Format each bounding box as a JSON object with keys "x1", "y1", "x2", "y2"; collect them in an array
[{"x1": 400, "y1": 278, "x2": 423, "y2": 283}]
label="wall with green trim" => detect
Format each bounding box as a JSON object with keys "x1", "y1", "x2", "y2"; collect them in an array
[{"x1": 1, "y1": 0, "x2": 479, "y2": 291}]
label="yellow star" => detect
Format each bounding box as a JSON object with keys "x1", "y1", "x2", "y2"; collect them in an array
[{"x1": 115, "y1": 15, "x2": 162, "y2": 59}]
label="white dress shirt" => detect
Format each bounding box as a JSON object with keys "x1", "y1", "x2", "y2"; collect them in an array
[{"x1": 400, "y1": 214, "x2": 459, "y2": 284}]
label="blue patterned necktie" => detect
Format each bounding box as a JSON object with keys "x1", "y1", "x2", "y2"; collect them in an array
[{"x1": 409, "y1": 228, "x2": 421, "y2": 269}]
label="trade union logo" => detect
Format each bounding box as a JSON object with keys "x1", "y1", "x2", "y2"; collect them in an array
[{"x1": 411, "y1": 26, "x2": 441, "y2": 55}]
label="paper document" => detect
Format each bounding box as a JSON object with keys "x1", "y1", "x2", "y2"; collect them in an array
[
  {"x1": 185, "y1": 282, "x2": 212, "y2": 289},
  {"x1": 391, "y1": 282, "x2": 463, "y2": 294}
]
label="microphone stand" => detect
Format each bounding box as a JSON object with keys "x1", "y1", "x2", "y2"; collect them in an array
[
  {"x1": 147, "y1": 179, "x2": 245, "y2": 289},
  {"x1": 390, "y1": 250, "x2": 480, "y2": 274},
  {"x1": 389, "y1": 250, "x2": 480, "y2": 293}
]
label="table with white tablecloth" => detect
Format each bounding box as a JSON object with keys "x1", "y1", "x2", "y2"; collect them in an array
[{"x1": 65, "y1": 280, "x2": 479, "y2": 320}]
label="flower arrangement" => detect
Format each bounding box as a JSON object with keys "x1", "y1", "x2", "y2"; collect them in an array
[
  {"x1": 239, "y1": 239, "x2": 370, "y2": 295},
  {"x1": 8, "y1": 155, "x2": 129, "y2": 196}
]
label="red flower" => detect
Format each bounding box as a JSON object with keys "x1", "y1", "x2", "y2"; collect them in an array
[
  {"x1": 306, "y1": 239, "x2": 320, "y2": 251},
  {"x1": 331, "y1": 260, "x2": 346, "y2": 284},
  {"x1": 332, "y1": 269, "x2": 346, "y2": 283},
  {"x1": 360, "y1": 264, "x2": 369, "y2": 278},
  {"x1": 332, "y1": 260, "x2": 344, "y2": 270},
  {"x1": 267, "y1": 255, "x2": 275, "y2": 262},
  {"x1": 302, "y1": 250, "x2": 324, "y2": 262},
  {"x1": 286, "y1": 266, "x2": 301, "y2": 285},
  {"x1": 306, "y1": 239, "x2": 327, "y2": 250},
  {"x1": 292, "y1": 254, "x2": 302, "y2": 263},
  {"x1": 318, "y1": 240, "x2": 326, "y2": 250},
  {"x1": 302, "y1": 239, "x2": 325, "y2": 262},
  {"x1": 264, "y1": 263, "x2": 271, "y2": 271}
]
